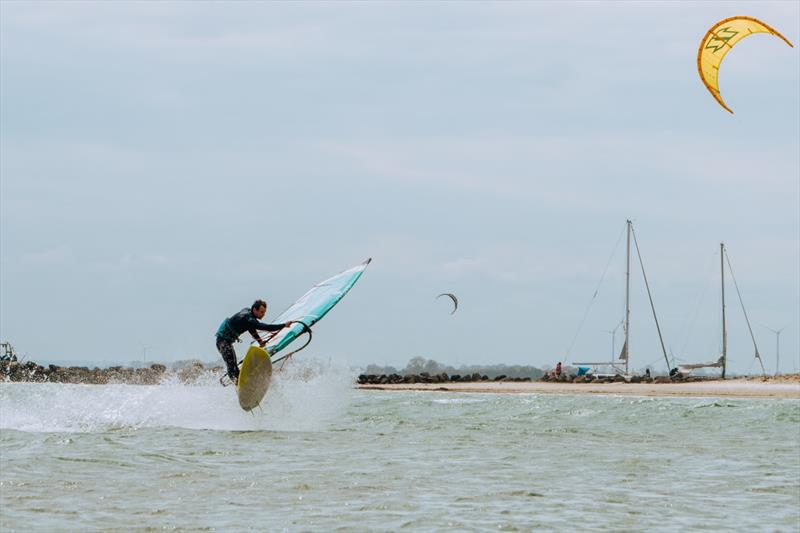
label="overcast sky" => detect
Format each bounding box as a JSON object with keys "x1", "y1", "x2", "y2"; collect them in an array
[{"x1": 1, "y1": 1, "x2": 798, "y2": 374}]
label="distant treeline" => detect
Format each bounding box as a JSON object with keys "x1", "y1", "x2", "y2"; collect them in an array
[{"x1": 364, "y1": 356, "x2": 545, "y2": 380}]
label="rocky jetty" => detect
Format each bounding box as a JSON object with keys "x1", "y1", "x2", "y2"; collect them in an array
[
  {"x1": 0, "y1": 360, "x2": 222, "y2": 385},
  {"x1": 356, "y1": 372, "x2": 533, "y2": 385},
  {"x1": 538, "y1": 372, "x2": 717, "y2": 384}
]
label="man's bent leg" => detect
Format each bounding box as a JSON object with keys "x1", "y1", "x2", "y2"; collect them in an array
[{"x1": 216, "y1": 338, "x2": 239, "y2": 382}]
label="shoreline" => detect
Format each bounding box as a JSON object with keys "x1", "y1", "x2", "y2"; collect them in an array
[
  {"x1": 358, "y1": 379, "x2": 800, "y2": 399},
  {"x1": 3, "y1": 360, "x2": 799, "y2": 399}
]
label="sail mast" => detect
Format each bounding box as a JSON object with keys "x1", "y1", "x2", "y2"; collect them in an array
[
  {"x1": 724, "y1": 246, "x2": 766, "y2": 376},
  {"x1": 623, "y1": 220, "x2": 632, "y2": 375},
  {"x1": 631, "y1": 223, "x2": 671, "y2": 372},
  {"x1": 721, "y1": 242, "x2": 727, "y2": 379}
]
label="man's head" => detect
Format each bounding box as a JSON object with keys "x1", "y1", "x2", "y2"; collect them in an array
[{"x1": 251, "y1": 299, "x2": 267, "y2": 319}]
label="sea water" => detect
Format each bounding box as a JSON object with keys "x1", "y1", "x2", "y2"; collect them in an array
[{"x1": 1, "y1": 360, "x2": 799, "y2": 532}]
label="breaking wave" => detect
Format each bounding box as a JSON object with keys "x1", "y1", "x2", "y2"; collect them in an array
[{"x1": 0, "y1": 358, "x2": 356, "y2": 433}]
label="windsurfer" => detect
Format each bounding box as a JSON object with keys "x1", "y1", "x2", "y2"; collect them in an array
[{"x1": 216, "y1": 300, "x2": 290, "y2": 384}]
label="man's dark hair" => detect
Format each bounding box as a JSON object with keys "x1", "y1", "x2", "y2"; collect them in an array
[{"x1": 252, "y1": 299, "x2": 267, "y2": 311}]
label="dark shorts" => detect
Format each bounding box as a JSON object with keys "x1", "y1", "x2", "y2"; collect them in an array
[{"x1": 215, "y1": 337, "x2": 239, "y2": 380}]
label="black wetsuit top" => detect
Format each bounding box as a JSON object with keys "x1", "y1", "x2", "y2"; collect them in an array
[{"x1": 216, "y1": 308, "x2": 284, "y2": 343}]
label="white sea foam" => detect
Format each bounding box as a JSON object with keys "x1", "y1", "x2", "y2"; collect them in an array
[
  {"x1": 0, "y1": 357, "x2": 356, "y2": 433},
  {"x1": 431, "y1": 397, "x2": 489, "y2": 404}
]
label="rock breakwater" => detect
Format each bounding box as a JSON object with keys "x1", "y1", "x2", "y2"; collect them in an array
[
  {"x1": 357, "y1": 372, "x2": 533, "y2": 385},
  {"x1": 0, "y1": 360, "x2": 222, "y2": 385}
]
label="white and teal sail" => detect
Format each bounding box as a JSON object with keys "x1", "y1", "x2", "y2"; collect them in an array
[{"x1": 263, "y1": 258, "x2": 371, "y2": 357}]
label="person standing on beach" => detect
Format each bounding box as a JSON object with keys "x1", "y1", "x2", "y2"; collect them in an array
[
  {"x1": 215, "y1": 300, "x2": 291, "y2": 384},
  {"x1": 555, "y1": 362, "x2": 562, "y2": 377}
]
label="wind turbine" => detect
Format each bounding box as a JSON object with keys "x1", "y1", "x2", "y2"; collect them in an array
[
  {"x1": 763, "y1": 324, "x2": 789, "y2": 376},
  {"x1": 140, "y1": 343, "x2": 151, "y2": 366}
]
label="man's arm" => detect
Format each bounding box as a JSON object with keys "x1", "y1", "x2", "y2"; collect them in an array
[
  {"x1": 249, "y1": 320, "x2": 293, "y2": 346},
  {"x1": 255, "y1": 322, "x2": 286, "y2": 332}
]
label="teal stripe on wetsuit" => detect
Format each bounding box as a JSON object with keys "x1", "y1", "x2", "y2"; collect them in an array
[{"x1": 216, "y1": 318, "x2": 237, "y2": 342}]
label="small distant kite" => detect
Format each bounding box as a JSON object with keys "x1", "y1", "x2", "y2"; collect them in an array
[
  {"x1": 697, "y1": 16, "x2": 794, "y2": 113},
  {"x1": 436, "y1": 293, "x2": 458, "y2": 314}
]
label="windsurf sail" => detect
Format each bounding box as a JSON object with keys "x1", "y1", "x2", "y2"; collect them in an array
[{"x1": 262, "y1": 258, "x2": 371, "y2": 358}]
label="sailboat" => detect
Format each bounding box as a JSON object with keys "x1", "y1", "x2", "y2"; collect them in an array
[
  {"x1": 679, "y1": 243, "x2": 766, "y2": 378},
  {"x1": 571, "y1": 220, "x2": 671, "y2": 376}
]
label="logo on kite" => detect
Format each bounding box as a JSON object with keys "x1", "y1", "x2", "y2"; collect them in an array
[
  {"x1": 436, "y1": 293, "x2": 458, "y2": 315},
  {"x1": 697, "y1": 16, "x2": 794, "y2": 113},
  {"x1": 704, "y1": 27, "x2": 738, "y2": 54}
]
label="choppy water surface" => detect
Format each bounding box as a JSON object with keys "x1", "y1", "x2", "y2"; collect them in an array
[{"x1": 2, "y1": 361, "x2": 799, "y2": 532}]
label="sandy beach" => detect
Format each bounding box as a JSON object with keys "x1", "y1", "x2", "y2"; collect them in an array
[{"x1": 358, "y1": 378, "x2": 800, "y2": 399}]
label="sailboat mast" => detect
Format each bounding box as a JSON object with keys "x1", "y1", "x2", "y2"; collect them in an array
[
  {"x1": 721, "y1": 242, "x2": 727, "y2": 380},
  {"x1": 631, "y1": 223, "x2": 671, "y2": 373},
  {"x1": 624, "y1": 220, "x2": 632, "y2": 375},
  {"x1": 724, "y1": 246, "x2": 766, "y2": 376}
]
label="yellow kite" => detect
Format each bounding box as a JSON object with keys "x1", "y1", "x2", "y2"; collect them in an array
[{"x1": 697, "y1": 16, "x2": 794, "y2": 113}]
